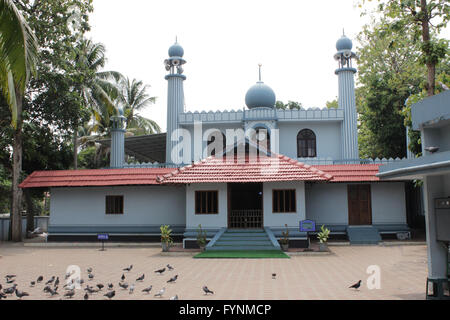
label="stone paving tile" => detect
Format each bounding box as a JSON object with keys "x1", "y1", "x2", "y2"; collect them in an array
[{"x1": 0, "y1": 244, "x2": 427, "y2": 300}]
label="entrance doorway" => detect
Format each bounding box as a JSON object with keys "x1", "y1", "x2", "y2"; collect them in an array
[
  {"x1": 348, "y1": 184, "x2": 372, "y2": 225},
  {"x1": 228, "y1": 183, "x2": 263, "y2": 229}
]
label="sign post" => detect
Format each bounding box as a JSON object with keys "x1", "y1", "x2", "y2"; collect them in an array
[{"x1": 97, "y1": 233, "x2": 109, "y2": 251}]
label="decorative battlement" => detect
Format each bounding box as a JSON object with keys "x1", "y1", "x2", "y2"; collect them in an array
[
  {"x1": 121, "y1": 157, "x2": 407, "y2": 169},
  {"x1": 178, "y1": 107, "x2": 344, "y2": 125}
]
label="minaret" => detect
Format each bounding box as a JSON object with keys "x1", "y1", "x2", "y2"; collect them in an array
[
  {"x1": 164, "y1": 39, "x2": 186, "y2": 165},
  {"x1": 110, "y1": 107, "x2": 126, "y2": 168},
  {"x1": 334, "y1": 32, "x2": 359, "y2": 161}
]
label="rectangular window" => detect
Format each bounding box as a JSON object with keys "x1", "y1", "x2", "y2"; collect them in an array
[
  {"x1": 105, "y1": 195, "x2": 124, "y2": 215},
  {"x1": 272, "y1": 189, "x2": 296, "y2": 213},
  {"x1": 195, "y1": 191, "x2": 218, "y2": 214}
]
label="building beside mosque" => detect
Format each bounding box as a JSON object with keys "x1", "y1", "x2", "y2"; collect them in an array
[{"x1": 20, "y1": 34, "x2": 412, "y2": 248}]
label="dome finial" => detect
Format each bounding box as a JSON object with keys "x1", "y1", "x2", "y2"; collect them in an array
[{"x1": 258, "y1": 63, "x2": 262, "y2": 82}]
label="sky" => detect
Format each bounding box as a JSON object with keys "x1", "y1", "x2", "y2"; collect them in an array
[{"x1": 86, "y1": 0, "x2": 433, "y2": 132}]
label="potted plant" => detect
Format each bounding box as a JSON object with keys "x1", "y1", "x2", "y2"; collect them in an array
[
  {"x1": 196, "y1": 224, "x2": 207, "y2": 250},
  {"x1": 317, "y1": 225, "x2": 330, "y2": 252},
  {"x1": 160, "y1": 225, "x2": 173, "y2": 252},
  {"x1": 280, "y1": 224, "x2": 289, "y2": 251}
]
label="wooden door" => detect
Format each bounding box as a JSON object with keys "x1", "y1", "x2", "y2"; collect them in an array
[{"x1": 348, "y1": 185, "x2": 372, "y2": 225}]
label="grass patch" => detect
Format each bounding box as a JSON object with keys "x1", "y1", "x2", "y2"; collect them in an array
[{"x1": 194, "y1": 250, "x2": 290, "y2": 259}]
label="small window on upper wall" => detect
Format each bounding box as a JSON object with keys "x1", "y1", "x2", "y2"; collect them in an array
[
  {"x1": 105, "y1": 195, "x2": 124, "y2": 214},
  {"x1": 195, "y1": 191, "x2": 218, "y2": 214},
  {"x1": 273, "y1": 189, "x2": 296, "y2": 213},
  {"x1": 297, "y1": 129, "x2": 316, "y2": 158}
]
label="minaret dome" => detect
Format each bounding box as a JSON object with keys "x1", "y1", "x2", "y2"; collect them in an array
[{"x1": 245, "y1": 64, "x2": 276, "y2": 109}]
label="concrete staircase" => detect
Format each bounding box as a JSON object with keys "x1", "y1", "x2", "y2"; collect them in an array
[
  {"x1": 205, "y1": 229, "x2": 281, "y2": 251},
  {"x1": 347, "y1": 225, "x2": 382, "y2": 245}
]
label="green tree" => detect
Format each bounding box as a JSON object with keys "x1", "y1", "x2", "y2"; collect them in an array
[
  {"x1": 275, "y1": 100, "x2": 303, "y2": 110},
  {"x1": 356, "y1": 18, "x2": 425, "y2": 159},
  {"x1": 361, "y1": 0, "x2": 449, "y2": 96},
  {"x1": 119, "y1": 78, "x2": 161, "y2": 136},
  {"x1": 71, "y1": 39, "x2": 123, "y2": 169},
  {"x1": 0, "y1": 0, "x2": 38, "y2": 241}
]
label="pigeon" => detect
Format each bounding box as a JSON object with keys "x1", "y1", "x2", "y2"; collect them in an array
[
  {"x1": 170, "y1": 295, "x2": 179, "y2": 300},
  {"x1": 121, "y1": 274, "x2": 125, "y2": 281},
  {"x1": 4, "y1": 284, "x2": 17, "y2": 295},
  {"x1": 349, "y1": 280, "x2": 362, "y2": 290},
  {"x1": 15, "y1": 289, "x2": 29, "y2": 299},
  {"x1": 118, "y1": 282, "x2": 129, "y2": 290},
  {"x1": 6, "y1": 278, "x2": 15, "y2": 284},
  {"x1": 142, "y1": 285, "x2": 152, "y2": 294},
  {"x1": 0, "y1": 292, "x2": 6, "y2": 299},
  {"x1": 108, "y1": 283, "x2": 114, "y2": 290},
  {"x1": 84, "y1": 293, "x2": 89, "y2": 300},
  {"x1": 129, "y1": 284, "x2": 135, "y2": 294},
  {"x1": 46, "y1": 276, "x2": 55, "y2": 285},
  {"x1": 203, "y1": 286, "x2": 214, "y2": 295},
  {"x1": 155, "y1": 268, "x2": 166, "y2": 275},
  {"x1": 272, "y1": 273, "x2": 276, "y2": 279},
  {"x1": 48, "y1": 287, "x2": 59, "y2": 296},
  {"x1": 30, "y1": 281, "x2": 36, "y2": 287},
  {"x1": 85, "y1": 286, "x2": 98, "y2": 294},
  {"x1": 123, "y1": 265, "x2": 133, "y2": 272},
  {"x1": 43, "y1": 285, "x2": 52, "y2": 293},
  {"x1": 136, "y1": 274, "x2": 145, "y2": 282},
  {"x1": 167, "y1": 275, "x2": 178, "y2": 283},
  {"x1": 167, "y1": 264, "x2": 174, "y2": 271},
  {"x1": 0, "y1": 284, "x2": 2, "y2": 291},
  {"x1": 78, "y1": 279, "x2": 85, "y2": 285},
  {"x1": 64, "y1": 271, "x2": 72, "y2": 280},
  {"x1": 88, "y1": 273, "x2": 94, "y2": 281},
  {"x1": 37, "y1": 276, "x2": 44, "y2": 283},
  {"x1": 154, "y1": 287, "x2": 165, "y2": 298},
  {"x1": 65, "y1": 283, "x2": 75, "y2": 291},
  {"x1": 87, "y1": 267, "x2": 93, "y2": 273},
  {"x1": 104, "y1": 290, "x2": 115, "y2": 299},
  {"x1": 54, "y1": 277, "x2": 60, "y2": 287},
  {"x1": 64, "y1": 289, "x2": 75, "y2": 299},
  {"x1": 5, "y1": 274, "x2": 16, "y2": 279},
  {"x1": 97, "y1": 284, "x2": 104, "y2": 291}
]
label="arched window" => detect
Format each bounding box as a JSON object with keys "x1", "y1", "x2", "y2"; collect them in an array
[
  {"x1": 207, "y1": 131, "x2": 226, "y2": 156},
  {"x1": 297, "y1": 129, "x2": 316, "y2": 158},
  {"x1": 252, "y1": 127, "x2": 271, "y2": 152}
]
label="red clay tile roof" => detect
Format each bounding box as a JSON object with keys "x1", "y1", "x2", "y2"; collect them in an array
[
  {"x1": 314, "y1": 164, "x2": 382, "y2": 182},
  {"x1": 19, "y1": 168, "x2": 175, "y2": 188},
  {"x1": 157, "y1": 155, "x2": 333, "y2": 184},
  {"x1": 19, "y1": 160, "x2": 383, "y2": 188}
]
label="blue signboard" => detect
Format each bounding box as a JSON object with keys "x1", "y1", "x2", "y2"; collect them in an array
[
  {"x1": 300, "y1": 220, "x2": 316, "y2": 232},
  {"x1": 98, "y1": 234, "x2": 109, "y2": 241}
]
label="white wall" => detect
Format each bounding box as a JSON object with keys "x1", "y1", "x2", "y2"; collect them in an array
[
  {"x1": 306, "y1": 183, "x2": 349, "y2": 225},
  {"x1": 186, "y1": 183, "x2": 228, "y2": 229},
  {"x1": 278, "y1": 122, "x2": 342, "y2": 160},
  {"x1": 371, "y1": 183, "x2": 407, "y2": 224},
  {"x1": 263, "y1": 181, "x2": 306, "y2": 228},
  {"x1": 50, "y1": 186, "x2": 186, "y2": 227},
  {"x1": 305, "y1": 182, "x2": 408, "y2": 225}
]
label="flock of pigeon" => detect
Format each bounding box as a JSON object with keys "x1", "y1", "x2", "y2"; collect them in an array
[{"x1": 0, "y1": 263, "x2": 215, "y2": 300}]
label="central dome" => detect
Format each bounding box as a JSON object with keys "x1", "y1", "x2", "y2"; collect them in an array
[{"x1": 245, "y1": 81, "x2": 276, "y2": 109}]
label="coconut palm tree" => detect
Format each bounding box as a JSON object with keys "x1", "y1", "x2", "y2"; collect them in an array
[
  {"x1": 119, "y1": 78, "x2": 161, "y2": 135},
  {"x1": 71, "y1": 39, "x2": 124, "y2": 169},
  {"x1": 0, "y1": 0, "x2": 38, "y2": 241}
]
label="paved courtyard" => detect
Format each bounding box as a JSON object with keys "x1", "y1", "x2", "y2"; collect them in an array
[{"x1": 0, "y1": 243, "x2": 427, "y2": 300}]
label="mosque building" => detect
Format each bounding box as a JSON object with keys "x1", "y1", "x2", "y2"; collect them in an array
[{"x1": 20, "y1": 34, "x2": 412, "y2": 248}]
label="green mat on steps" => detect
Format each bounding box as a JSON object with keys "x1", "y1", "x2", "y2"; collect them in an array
[{"x1": 193, "y1": 250, "x2": 290, "y2": 259}]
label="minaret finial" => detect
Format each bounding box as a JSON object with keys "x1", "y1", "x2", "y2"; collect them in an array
[
  {"x1": 175, "y1": 35, "x2": 178, "y2": 43},
  {"x1": 342, "y1": 28, "x2": 345, "y2": 36},
  {"x1": 258, "y1": 63, "x2": 262, "y2": 82}
]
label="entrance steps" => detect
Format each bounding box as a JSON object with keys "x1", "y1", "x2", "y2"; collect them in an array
[
  {"x1": 347, "y1": 225, "x2": 381, "y2": 245},
  {"x1": 206, "y1": 229, "x2": 281, "y2": 251}
]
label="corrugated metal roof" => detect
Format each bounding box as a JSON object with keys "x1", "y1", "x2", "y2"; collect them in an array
[{"x1": 157, "y1": 155, "x2": 333, "y2": 183}]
